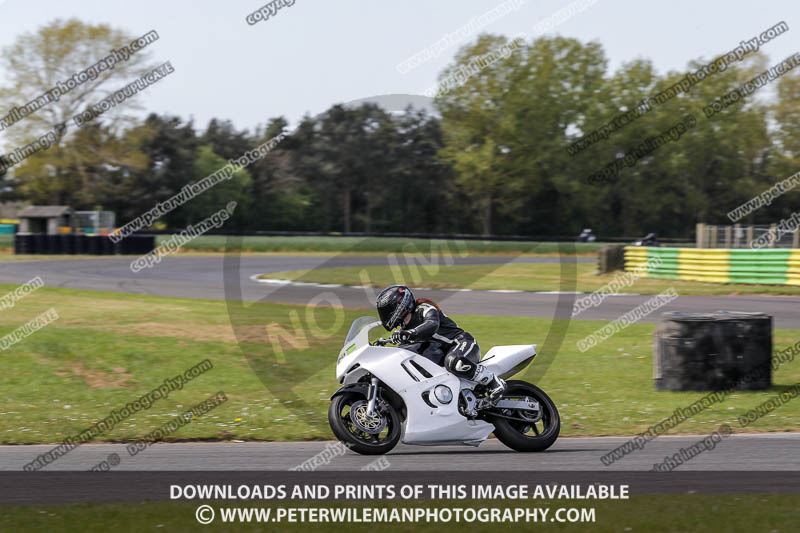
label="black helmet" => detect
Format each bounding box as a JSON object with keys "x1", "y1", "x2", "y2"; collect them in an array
[{"x1": 376, "y1": 285, "x2": 415, "y2": 330}]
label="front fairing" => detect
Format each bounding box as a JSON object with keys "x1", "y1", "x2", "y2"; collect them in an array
[{"x1": 336, "y1": 317, "x2": 383, "y2": 381}]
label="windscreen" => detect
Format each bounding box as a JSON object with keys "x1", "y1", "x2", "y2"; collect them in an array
[{"x1": 344, "y1": 316, "x2": 379, "y2": 346}]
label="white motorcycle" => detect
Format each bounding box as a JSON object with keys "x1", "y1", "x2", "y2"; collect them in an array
[{"x1": 329, "y1": 317, "x2": 560, "y2": 455}]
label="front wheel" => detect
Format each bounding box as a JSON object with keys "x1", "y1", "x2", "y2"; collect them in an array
[
  {"x1": 328, "y1": 391, "x2": 402, "y2": 455},
  {"x1": 488, "y1": 380, "x2": 560, "y2": 452}
]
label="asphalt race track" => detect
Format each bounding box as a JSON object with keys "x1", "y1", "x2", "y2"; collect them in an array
[
  {"x1": 2, "y1": 255, "x2": 798, "y2": 483},
  {"x1": 0, "y1": 255, "x2": 797, "y2": 327},
  {"x1": 2, "y1": 434, "x2": 799, "y2": 471}
]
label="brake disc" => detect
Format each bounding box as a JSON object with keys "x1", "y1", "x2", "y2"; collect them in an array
[{"x1": 349, "y1": 400, "x2": 387, "y2": 434}]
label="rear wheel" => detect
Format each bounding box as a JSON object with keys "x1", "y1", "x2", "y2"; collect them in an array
[
  {"x1": 328, "y1": 391, "x2": 401, "y2": 455},
  {"x1": 488, "y1": 380, "x2": 560, "y2": 452}
]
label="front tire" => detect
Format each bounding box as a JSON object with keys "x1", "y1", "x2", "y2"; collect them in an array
[
  {"x1": 328, "y1": 391, "x2": 401, "y2": 455},
  {"x1": 489, "y1": 380, "x2": 560, "y2": 452}
]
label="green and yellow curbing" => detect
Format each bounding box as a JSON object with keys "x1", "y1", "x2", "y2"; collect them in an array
[{"x1": 625, "y1": 247, "x2": 800, "y2": 285}]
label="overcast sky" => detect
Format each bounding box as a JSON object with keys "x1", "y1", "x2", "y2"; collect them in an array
[{"x1": 0, "y1": 0, "x2": 798, "y2": 133}]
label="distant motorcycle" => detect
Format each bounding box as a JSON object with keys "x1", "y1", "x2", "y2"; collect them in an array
[
  {"x1": 328, "y1": 317, "x2": 560, "y2": 455},
  {"x1": 633, "y1": 232, "x2": 661, "y2": 247},
  {"x1": 577, "y1": 228, "x2": 597, "y2": 242}
]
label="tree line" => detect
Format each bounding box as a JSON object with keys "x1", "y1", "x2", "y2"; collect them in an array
[{"x1": 1, "y1": 20, "x2": 798, "y2": 239}]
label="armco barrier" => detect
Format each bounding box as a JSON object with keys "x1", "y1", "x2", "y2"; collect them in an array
[{"x1": 625, "y1": 246, "x2": 800, "y2": 285}]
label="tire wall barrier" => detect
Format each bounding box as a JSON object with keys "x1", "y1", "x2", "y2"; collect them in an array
[
  {"x1": 597, "y1": 244, "x2": 626, "y2": 273},
  {"x1": 14, "y1": 234, "x2": 156, "y2": 255},
  {"x1": 654, "y1": 311, "x2": 772, "y2": 391},
  {"x1": 625, "y1": 246, "x2": 800, "y2": 285}
]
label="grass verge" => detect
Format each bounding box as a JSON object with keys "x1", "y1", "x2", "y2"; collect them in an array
[
  {"x1": 0, "y1": 285, "x2": 797, "y2": 443},
  {"x1": 0, "y1": 495, "x2": 797, "y2": 532},
  {"x1": 157, "y1": 235, "x2": 605, "y2": 255},
  {"x1": 258, "y1": 262, "x2": 800, "y2": 296}
]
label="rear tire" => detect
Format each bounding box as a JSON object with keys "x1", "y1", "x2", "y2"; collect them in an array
[
  {"x1": 489, "y1": 381, "x2": 560, "y2": 452},
  {"x1": 328, "y1": 391, "x2": 401, "y2": 455}
]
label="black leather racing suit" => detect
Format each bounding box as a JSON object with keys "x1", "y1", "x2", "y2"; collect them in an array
[{"x1": 399, "y1": 302, "x2": 481, "y2": 380}]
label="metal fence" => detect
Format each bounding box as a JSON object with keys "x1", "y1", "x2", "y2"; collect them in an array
[
  {"x1": 76, "y1": 210, "x2": 116, "y2": 235},
  {"x1": 696, "y1": 223, "x2": 800, "y2": 249}
]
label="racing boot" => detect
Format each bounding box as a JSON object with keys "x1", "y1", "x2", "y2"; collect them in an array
[{"x1": 472, "y1": 365, "x2": 506, "y2": 405}]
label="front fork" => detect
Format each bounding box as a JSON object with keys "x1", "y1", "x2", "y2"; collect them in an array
[{"x1": 365, "y1": 376, "x2": 379, "y2": 417}]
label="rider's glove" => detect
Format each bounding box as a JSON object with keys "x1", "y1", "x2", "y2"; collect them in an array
[{"x1": 391, "y1": 329, "x2": 412, "y2": 345}]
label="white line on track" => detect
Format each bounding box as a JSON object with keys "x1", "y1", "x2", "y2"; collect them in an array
[{"x1": 249, "y1": 275, "x2": 648, "y2": 296}]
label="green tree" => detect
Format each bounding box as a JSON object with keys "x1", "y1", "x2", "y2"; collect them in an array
[
  {"x1": 772, "y1": 70, "x2": 800, "y2": 172},
  {"x1": 0, "y1": 19, "x2": 159, "y2": 208},
  {"x1": 244, "y1": 117, "x2": 312, "y2": 231},
  {"x1": 290, "y1": 104, "x2": 400, "y2": 233},
  {"x1": 115, "y1": 114, "x2": 200, "y2": 227},
  {"x1": 12, "y1": 121, "x2": 151, "y2": 207},
  {"x1": 437, "y1": 35, "x2": 607, "y2": 235},
  {"x1": 180, "y1": 145, "x2": 252, "y2": 229}
]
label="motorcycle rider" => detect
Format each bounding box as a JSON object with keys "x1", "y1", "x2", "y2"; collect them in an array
[{"x1": 376, "y1": 285, "x2": 506, "y2": 404}]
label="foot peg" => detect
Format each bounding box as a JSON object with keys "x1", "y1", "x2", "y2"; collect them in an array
[
  {"x1": 459, "y1": 389, "x2": 479, "y2": 418},
  {"x1": 487, "y1": 376, "x2": 507, "y2": 404},
  {"x1": 473, "y1": 365, "x2": 506, "y2": 406}
]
